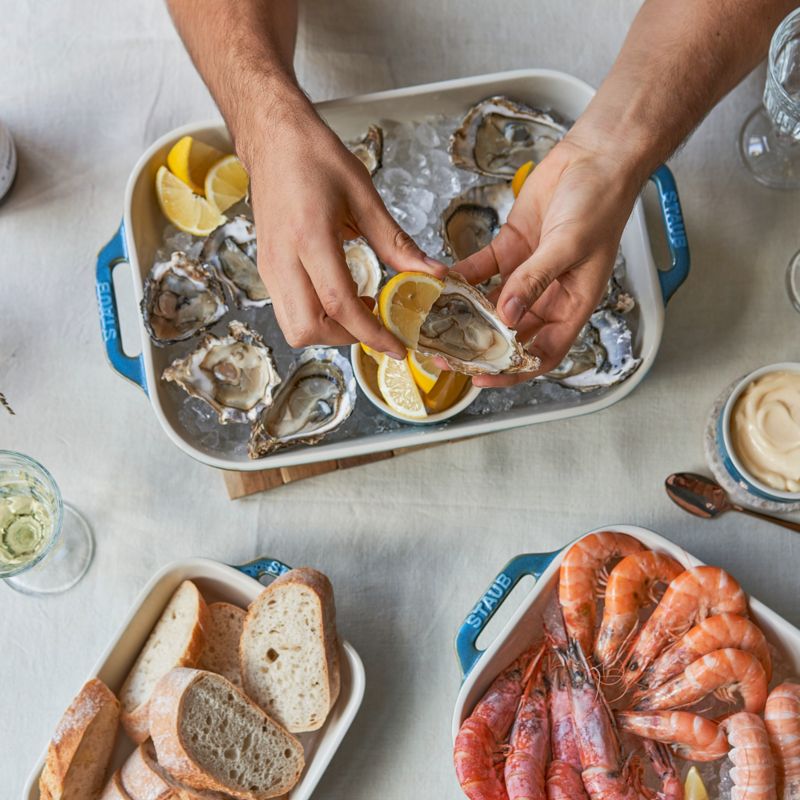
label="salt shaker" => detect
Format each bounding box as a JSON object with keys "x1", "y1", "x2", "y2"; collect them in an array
[{"x1": 0, "y1": 120, "x2": 17, "y2": 202}]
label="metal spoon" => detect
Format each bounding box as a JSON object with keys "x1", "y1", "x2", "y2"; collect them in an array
[{"x1": 665, "y1": 472, "x2": 800, "y2": 533}]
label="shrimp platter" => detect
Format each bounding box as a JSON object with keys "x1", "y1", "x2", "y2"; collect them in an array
[{"x1": 452, "y1": 526, "x2": 800, "y2": 800}]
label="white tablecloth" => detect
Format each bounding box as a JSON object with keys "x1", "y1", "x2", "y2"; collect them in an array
[{"x1": 2, "y1": 1, "x2": 800, "y2": 796}]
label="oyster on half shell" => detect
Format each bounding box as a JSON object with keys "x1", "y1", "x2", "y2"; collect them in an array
[
  {"x1": 347, "y1": 125, "x2": 383, "y2": 176},
  {"x1": 163, "y1": 321, "x2": 281, "y2": 424},
  {"x1": 450, "y1": 96, "x2": 569, "y2": 179},
  {"x1": 141, "y1": 251, "x2": 228, "y2": 345},
  {"x1": 441, "y1": 182, "x2": 514, "y2": 262},
  {"x1": 249, "y1": 348, "x2": 356, "y2": 457},
  {"x1": 344, "y1": 238, "x2": 383, "y2": 298},
  {"x1": 416, "y1": 273, "x2": 539, "y2": 375}
]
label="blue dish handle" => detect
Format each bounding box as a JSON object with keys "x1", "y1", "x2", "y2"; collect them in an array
[
  {"x1": 96, "y1": 222, "x2": 148, "y2": 394},
  {"x1": 233, "y1": 557, "x2": 293, "y2": 584},
  {"x1": 455, "y1": 550, "x2": 558, "y2": 680},
  {"x1": 649, "y1": 164, "x2": 690, "y2": 305}
]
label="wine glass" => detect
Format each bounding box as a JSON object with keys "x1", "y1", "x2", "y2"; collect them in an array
[
  {"x1": 0, "y1": 450, "x2": 94, "y2": 595},
  {"x1": 739, "y1": 7, "x2": 800, "y2": 189}
]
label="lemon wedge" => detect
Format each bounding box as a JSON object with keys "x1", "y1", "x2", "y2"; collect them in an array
[
  {"x1": 511, "y1": 160, "x2": 535, "y2": 197},
  {"x1": 407, "y1": 351, "x2": 441, "y2": 394},
  {"x1": 684, "y1": 767, "x2": 709, "y2": 800},
  {"x1": 424, "y1": 371, "x2": 470, "y2": 413},
  {"x1": 378, "y1": 356, "x2": 427, "y2": 420},
  {"x1": 378, "y1": 272, "x2": 444, "y2": 349},
  {"x1": 166, "y1": 136, "x2": 225, "y2": 195},
  {"x1": 360, "y1": 341, "x2": 385, "y2": 365},
  {"x1": 205, "y1": 154, "x2": 249, "y2": 213},
  {"x1": 155, "y1": 165, "x2": 226, "y2": 236}
]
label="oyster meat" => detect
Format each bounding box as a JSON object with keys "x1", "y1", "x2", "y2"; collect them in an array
[
  {"x1": 441, "y1": 182, "x2": 514, "y2": 262},
  {"x1": 416, "y1": 273, "x2": 539, "y2": 375},
  {"x1": 162, "y1": 321, "x2": 281, "y2": 424},
  {"x1": 347, "y1": 125, "x2": 383, "y2": 176},
  {"x1": 249, "y1": 348, "x2": 356, "y2": 457},
  {"x1": 450, "y1": 96, "x2": 569, "y2": 179},
  {"x1": 141, "y1": 251, "x2": 228, "y2": 345},
  {"x1": 202, "y1": 216, "x2": 270, "y2": 308},
  {"x1": 344, "y1": 237, "x2": 383, "y2": 298}
]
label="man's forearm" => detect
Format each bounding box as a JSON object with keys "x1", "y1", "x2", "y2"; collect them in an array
[{"x1": 571, "y1": 0, "x2": 796, "y2": 182}]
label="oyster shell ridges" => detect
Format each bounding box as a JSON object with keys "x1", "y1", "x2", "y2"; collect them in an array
[{"x1": 347, "y1": 125, "x2": 383, "y2": 176}]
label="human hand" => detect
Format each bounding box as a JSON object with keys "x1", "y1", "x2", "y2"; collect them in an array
[
  {"x1": 237, "y1": 96, "x2": 445, "y2": 358},
  {"x1": 454, "y1": 136, "x2": 643, "y2": 387}
]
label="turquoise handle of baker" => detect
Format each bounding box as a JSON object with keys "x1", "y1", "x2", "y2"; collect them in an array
[
  {"x1": 96, "y1": 222, "x2": 147, "y2": 394},
  {"x1": 455, "y1": 550, "x2": 558, "y2": 679},
  {"x1": 649, "y1": 164, "x2": 690, "y2": 304},
  {"x1": 233, "y1": 557, "x2": 292, "y2": 584}
]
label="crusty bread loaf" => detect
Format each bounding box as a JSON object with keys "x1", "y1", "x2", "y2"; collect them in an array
[
  {"x1": 149, "y1": 668, "x2": 304, "y2": 800},
  {"x1": 120, "y1": 580, "x2": 208, "y2": 742},
  {"x1": 120, "y1": 740, "x2": 231, "y2": 800},
  {"x1": 99, "y1": 771, "x2": 133, "y2": 800},
  {"x1": 38, "y1": 678, "x2": 121, "y2": 800},
  {"x1": 198, "y1": 603, "x2": 245, "y2": 689},
  {"x1": 240, "y1": 568, "x2": 340, "y2": 732}
]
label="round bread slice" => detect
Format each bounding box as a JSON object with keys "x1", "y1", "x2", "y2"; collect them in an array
[
  {"x1": 120, "y1": 580, "x2": 209, "y2": 742},
  {"x1": 99, "y1": 770, "x2": 133, "y2": 800},
  {"x1": 240, "y1": 567, "x2": 340, "y2": 732},
  {"x1": 199, "y1": 603, "x2": 245, "y2": 689},
  {"x1": 149, "y1": 668, "x2": 304, "y2": 800},
  {"x1": 39, "y1": 678, "x2": 121, "y2": 800}
]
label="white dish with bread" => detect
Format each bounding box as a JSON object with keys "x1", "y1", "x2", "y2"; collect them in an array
[{"x1": 24, "y1": 557, "x2": 365, "y2": 800}]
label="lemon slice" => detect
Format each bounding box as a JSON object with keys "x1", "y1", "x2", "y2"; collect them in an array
[
  {"x1": 684, "y1": 767, "x2": 709, "y2": 800},
  {"x1": 166, "y1": 136, "x2": 225, "y2": 195},
  {"x1": 360, "y1": 341, "x2": 385, "y2": 365},
  {"x1": 205, "y1": 154, "x2": 249, "y2": 213},
  {"x1": 424, "y1": 371, "x2": 470, "y2": 413},
  {"x1": 378, "y1": 272, "x2": 444, "y2": 348},
  {"x1": 511, "y1": 160, "x2": 535, "y2": 197},
  {"x1": 407, "y1": 351, "x2": 441, "y2": 394},
  {"x1": 155, "y1": 165, "x2": 226, "y2": 236},
  {"x1": 378, "y1": 356, "x2": 427, "y2": 420}
]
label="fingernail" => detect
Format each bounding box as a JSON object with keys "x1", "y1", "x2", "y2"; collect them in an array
[
  {"x1": 388, "y1": 350, "x2": 406, "y2": 361},
  {"x1": 424, "y1": 256, "x2": 447, "y2": 274},
  {"x1": 502, "y1": 296, "x2": 526, "y2": 327}
]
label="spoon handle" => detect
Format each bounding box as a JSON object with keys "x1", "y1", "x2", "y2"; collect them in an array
[{"x1": 732, "y1": 504, "x2": 800, "y2": 533}]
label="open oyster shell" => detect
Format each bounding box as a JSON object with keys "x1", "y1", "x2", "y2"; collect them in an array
[
  {"x1": 249, "y1": 348, "x2": 356, "y2": 457},
  {"x1": 441, "y1": 182, "x2": 514, "y2": 262},
  {"x1": 162, "y1": 321, "x2": 281, "y2": 424},
  {"x1": 202, "y1": 216, "x2": 270, "y2": 308},
  {"x1": 141, "y1": 251, "x2": 228, "y2": 345},
  {"x1": 347, "y1": 125, "x2": 383, "y2": 176},
  {"x1": 449, "y1": 96, "x2": 568, "y2": 179},
  {"x1": 415, "y1": 273, "x2": 540, "y2": 375},
  {"x1": 344, "y1": 238, "x2": 383, "y2": 298}
]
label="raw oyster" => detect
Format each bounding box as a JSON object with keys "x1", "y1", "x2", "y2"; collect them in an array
[
  {"x1": 416, "y1": 273, "x2": 540, "y2": 375},
  {"x1": 202, "y1": 216, "x2": 270, "y2": 308},
  {"x1": 141, "y1": 251, "x2": 227, "y2": 345},
  {"x1": 441, "y1": 182, "x2": 514, "y2": 262},
  {"x1": 344, "y1": 237, "x2": 383, "y2": 298},
  {"x1": 347, "y1": 125, "x2": 383, "y2": 176},
  {"x1": 162, "y1": 321, "x2": 280, "y2": 424},
  {"x1": 450, "y1": 96, "x2": 568, "y2": 179},
  {"x1": 249, "y1": 348, "x2": 356, "y2": 457},
  {"x1": 547, "y1": 310, "x2": 641, "y2": 391}
]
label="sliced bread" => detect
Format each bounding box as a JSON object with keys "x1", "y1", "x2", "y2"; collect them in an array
[
  {"x1": 149, "y1": 668, "x2": 304, "y2": 800},
  {"x1": 38, "y1": 678, "x2": 121, "y2": 800},
  {"x1": 99, "y1": 771, "x2": 133, "y2": 800},
  {"x1": 240, "y1": 567, "x2": 340, "y2": 732},
  {"x1": 120, "y1": 580, "x2": 209, "y2": 742},
  {"x1": 198, "y1": 603, "x2": 245, "y2": 689}
]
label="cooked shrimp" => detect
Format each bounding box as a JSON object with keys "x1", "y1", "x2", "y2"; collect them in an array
[
  {"x1": 764, "y1": 681, "x2": 800, "y2": 799},
  {"x1": 558, "y1": 531, "x2": 645, "y2": 657},
  {"x1": 720, "y1": 712, "x2": 777, "y2": 800},
  {"x1": 505, "y1": 654, "x2": 549, "y2": 800},
  {"x1": 633, "y1": 648, "x2": 767, "y2": 714},
  {"x1": 619, "y1": 566, "x2": 747, "y2": 690},
  {"x1": 454, "y1": 647, "x2": 542, "y2": 800},
  {"x1": 594, "y1": 551, "x2": 683, "y2": 671},
  {"x1": 616, "y1": 710, "x2": 729, "y2": 761},
  {"x1": 640, "y1": 614, "x2": 771, "y2": 692}
]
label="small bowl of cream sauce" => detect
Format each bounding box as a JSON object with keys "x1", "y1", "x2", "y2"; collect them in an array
[{"x1": 718, "y1": 363, "x2": 800, "y2": 503}]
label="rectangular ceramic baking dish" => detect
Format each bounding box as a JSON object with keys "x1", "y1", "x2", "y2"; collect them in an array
[
  {"x1": 95, "y1": 69, "x2": 690, "y2": 472},
  {"x1": 23, "y1": 557, "x2": 365, "y2": 800},
  {"x1": 452, "y1": 524, "x2": 800, "y2": 738}
]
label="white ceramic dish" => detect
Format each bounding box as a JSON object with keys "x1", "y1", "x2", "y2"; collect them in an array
[
  {"x1": 451, "y1": 524, "x2": 800, "y2": 739},
  {"x1": 96, "y1": 69, "x2": 689, "y2": 471},
  {"x1": 23, "y1": 557, "x2": 365, "y2": 800}
]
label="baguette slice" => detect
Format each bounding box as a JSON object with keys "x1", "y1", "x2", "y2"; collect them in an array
[
  {"x1": 240, "y1": 567, "x2": 340, "y2": 732},
  {"x1": 38, "y1": 678, "x2": 121, "y2": 800},
  {"x1": 149, "y1": 668, "x2": 304, "y2": 800},
  {"x1": 99, "y1": 771, "x2": 133, "y2": 800},
  {"x1": 198, "y1": 603, "x2": 245, "y2": 689},
  {"x1": 120, "y1": 740, "x2": 231, "y2": 800},
  {"x1": 120, "y1": 580, "x2": 209, "y2": 742}
]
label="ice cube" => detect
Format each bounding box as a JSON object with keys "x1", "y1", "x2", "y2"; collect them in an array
[{"x1": 415, "y1": 121, "x2": 441, "y2": 149}]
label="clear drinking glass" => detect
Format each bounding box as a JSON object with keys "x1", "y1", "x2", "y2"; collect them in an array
[
  {"x1": 739, "y1": 7, "x2": 800, "y2": 189},
  {"x1": 0, "y1": 450, "x2": 94, "y2": 594}
]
